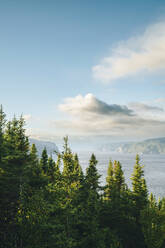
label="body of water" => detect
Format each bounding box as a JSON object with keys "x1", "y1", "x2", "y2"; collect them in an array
[{"x1": 77, "y1": 151, "x2": 165, "y2": 198}]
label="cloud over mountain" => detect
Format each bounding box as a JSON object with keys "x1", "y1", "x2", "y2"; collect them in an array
[{"x1": 92, "y1": 21, "x2": 165, "y2": 82}]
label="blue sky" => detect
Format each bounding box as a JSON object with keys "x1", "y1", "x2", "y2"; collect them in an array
[{"x1": 1, "y1": 0, "x2": 165, "y2": 143}]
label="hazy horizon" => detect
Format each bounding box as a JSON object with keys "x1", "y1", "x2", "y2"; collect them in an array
[{"x1": 1, "y1": 0, "x2": 165, "y2": 143}]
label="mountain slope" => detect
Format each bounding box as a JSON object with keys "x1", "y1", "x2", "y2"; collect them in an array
[
  {"x1": 100, "y1": 137, "x2": 165, "y2": 154},
  {"x1": 29, "y1": 138, "x2": 59, "y2": 156}
]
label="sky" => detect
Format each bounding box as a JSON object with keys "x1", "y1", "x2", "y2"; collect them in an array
[{"x1": 1, "y1": 0, "x2": 165, "y2": 145}]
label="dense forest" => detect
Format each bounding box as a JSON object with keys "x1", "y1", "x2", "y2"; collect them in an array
[{"x1": 0, "y1": 106, "x2": 165, "y2": 248}]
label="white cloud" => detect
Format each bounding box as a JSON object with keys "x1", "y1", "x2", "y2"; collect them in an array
[
  {"x1": 128, "y1": 102, "x2": 163, "y2": 112},
  {"x1": 54, "y1": 94, "x2": 165, "y2": 138},
  {"x1": 128, "y1": 102, "x2": 165, "y2": 120},
  {"x1": 92, "y1": 21, "x2": 165, "y2": 82},
  {"x1": 59, "y1": 93, "x2": 133, "y2": 116}
]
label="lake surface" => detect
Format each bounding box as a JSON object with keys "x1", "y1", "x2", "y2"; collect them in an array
[{"x1": 77, "y1": 151, "x2": 165, "y2": 198}]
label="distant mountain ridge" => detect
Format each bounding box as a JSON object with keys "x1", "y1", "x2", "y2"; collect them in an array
[
  {"x1": 100, "y1": 137, "x2": 165, "y2": 154},
  {"x1": 29, "y1": 138, "x2": 59, "y2": 156}
]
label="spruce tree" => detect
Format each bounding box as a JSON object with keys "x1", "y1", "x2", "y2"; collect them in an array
[
  {"x1": 113, "y1": 160, "x2": 125, "y2": 194},
  {"x1": 140, "y1": 193, "x2": 165, "y2": 248},
  {"x1": 79, "y1": 154, "x2": 102, "y2": 248},
  {"x1": 0, "y1": 106, "x2": 7, "y2": 246},
  {"x1": 0, "y1": 105, "x2": 6, "y2": 163},
  {"x1": 62, "y1": 136, "x2": 75, "y2": 184},
  {"x1": 104, "y1": 160, "x2": 125, "y2": 200},
  {"x1": 1, "y1": 109, "x2": 165, "y2": 248},
  {"x1": 30, "y1": 144, "x2": 38, "y2": 167},
  {"x1": 0, "y1": 115, "x2": 30, "y2": 247},
  {"x1": 47, "y1": 155, "x2": 61, "y2": 184},
  {"x1": 104, "y1": 160, "x2": 114, "y2": 200},
  {"x1": 73, "y1": 153, "x2": 84, "y2": 182},
  {"x1": 131, "y1": 154, "x2": 148, "y2": 223},
  {"x1": 26, "y1": 143, "x2": 44, "y2": 190},
  {"x1": 40, "y1": 147, "x2": 48, "y2": 174},
  {"x1": 48, "y1": 156, "x2": 55, "y2": 179},
  {"x1": 86, "y1": 154, "x2": 100, "y2": 192}
]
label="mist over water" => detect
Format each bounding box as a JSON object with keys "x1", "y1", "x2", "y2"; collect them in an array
[{"x1": 77, "y1": 151, "x2": 165, "y2": 198}]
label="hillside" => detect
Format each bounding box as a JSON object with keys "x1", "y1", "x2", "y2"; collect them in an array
[
  {"x1": 29, "y1": 138, "x2": 59, "y2": 156},
  {"x1": 100, "y1": 137, "x2": 165, "y2": 154}
]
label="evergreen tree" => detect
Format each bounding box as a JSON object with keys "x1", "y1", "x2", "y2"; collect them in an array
[
  {"x1": 40, "y1": 147, "x2": 48, "y2": 174},
  {"x1": 26, "y1": 143, "x2": 44, "y2": 190},
  {"x1": 47, "y1": 155, "x2": 61, "y2": 184},
  {"x1": 86, "y1": 154, "x2": 100, "y2": 192},
  {"x1": 58, "y1": 137, "x2": 81, "y2": 247},
  {"x1": 104, "y1": 160, "x2": 115, "y2": 200},
  {"x1": 113, "y1": 160, "x2": 125, "y2": 194},
  {"x1": 140, "y1": 193, "x2": 165, "y2": 248},
  {"x1": 131, "y1": 154, "x2": 148, "y2": 223},
  {"x1": 104, "y1": 160, "x2": 125, "y2": 200},
  {"x1": 62, "y1": 136, "x2": 75, "y2": 184},
  {"x1": 0, "y1": 105, "x2": 6, "y2": 163},
  {"x1": 78, "y1": 154, "x2": 102, "y2": 248},
  {"x1": 106, "y1": 160, "x2": 113, "y2": 185},
  {"x1": 73, "y1": 153, "x2": 84, "y2": 182},
  {"x1": 48, "y1": 156, "x2": 55, "y2": 179},
  {"x1": 1, "y1": 108, "x2": 165, "y2": 248},
  {"x1": 0, "y1": 115, "x2": 30, "y2": 247},
  {"x1": 30, "y1": 144, "x2": 38, "y2": 167}
]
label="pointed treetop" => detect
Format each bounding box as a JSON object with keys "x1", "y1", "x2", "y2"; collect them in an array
[
  {"x1": 73, "y1": 153, "x2": 84, "y2": 180},
  {"x1": 131, "y1": 154, "x2": 148, "y2": 211},
  {"x1": 86, "y1": 154, "x2": 100, "y2": 191},
  {"x1": 0, "y1": 105, "x2": 6, "y2": 128},
  {"x1": 106, "y1": 160, "x2": 113, "y2": 184},
  {"x1": 63, "y1": 136, "x2": 71, "y2": 154},
  {"x1": 31, "y1": 143, "x2": 37, "y2": 155},
  {"x1": 40, "y1": 147, "x2": 48, "y2": 173},
  {"x1": 89, "y1": 153, "x2": 98, "y2": 166},
  {"x1": 135, "y1": 154, "x2": 140, "y2": 165}
]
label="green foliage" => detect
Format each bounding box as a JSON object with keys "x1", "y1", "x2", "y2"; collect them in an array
[
  {"x1": 0, "y1": 105, "x2": 6, "y2": 162},
  {"x1": 40, "y1": 147, "x2": 48, "y2": 174},
  {"x1": 140, "y1": 194, "x2": 165, "y2": 248},
  {"x1": 0, "y1": 114, "x2": 30, "y2": 247},
  {"x1": 0, "y1": 108, "x2": 165, "y2": 248},
  {"x1": 113, "y1": 161, "x2": 125, "y2": 192},
  {"x1": 131, "y1": 154, "x2": 148, "y2": 223},
  {"x1": 86, "y1": 154, "x2": 100, "y2": 192},
  {"x1": 105, "y1": 160, "x2": 125, "y2": 200}
]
